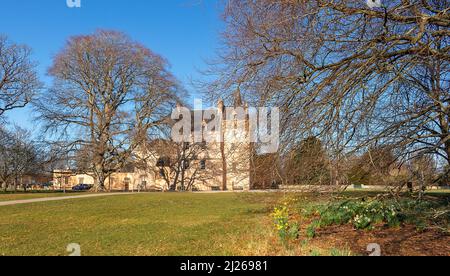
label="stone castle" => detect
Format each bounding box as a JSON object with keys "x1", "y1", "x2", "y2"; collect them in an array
[{"x1": 53, "y1": 92, "x2": 252, "y2": 192}]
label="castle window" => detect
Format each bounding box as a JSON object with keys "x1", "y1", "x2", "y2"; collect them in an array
[
  {"x1": 124, "y1": 177, "x2": 131, "y2": 192},
  {"x1": 157, "y1": 157, "x2": 170, "y2": 167},
  {"x1": 200, "y1": 159, "x2": 206, "y2": 170},
  {"x1": 182, "y1": 160, "x2": 190, "y2": 170},
  {"x1": 159, "y1": 169, "x2": 166, "y2": 178}
]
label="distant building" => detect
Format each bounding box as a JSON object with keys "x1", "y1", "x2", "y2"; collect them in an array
[{"x1": 20, "y1": 174, "x2": 53, "y2": 190}]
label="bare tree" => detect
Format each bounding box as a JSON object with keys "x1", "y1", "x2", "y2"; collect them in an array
[
  {"x1": 347, "y1": 145, "x2": 399, "y2": 186},
  {"x1": 409, "y1": 153, "x2": 438, "y2": 196},
  {"x1": 0, "y1": 127, "x2": 15, "y2": 191},
  {"x1": 0, "y1": 35, "x2": 41, "y2": 117},
  {"x1": 0, "y1": 127, "x2": 38, "y2": 192},
  {"x1": 168, "y1": 142, "x2": 205, "y2": 191},
  {"x1": 285, "y1": 137, "x2": 331, "y2": 186},
  {"x1": 34, "y1": 30, "x2": 183, "y2": 191},
  {"x1": 251, "y1": 151, "x2": 282, "y2": 189},
  {"x1": 144, "y1": 137, "x2": 209, "y2": 191},
  {"x1": 206, "y1": 0, "x2": 449, "y2": 176}
]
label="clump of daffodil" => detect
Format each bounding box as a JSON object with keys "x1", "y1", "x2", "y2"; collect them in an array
[{"x1": 272, "y1": 205, "x2": 300, "y2": 243}]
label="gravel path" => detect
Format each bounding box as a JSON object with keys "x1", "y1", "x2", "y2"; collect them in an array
[
  {"x1": 0, "y1": 190, "x2": 299, "y2": 207},
  {"x1": 0, "y1": 193, "x2": 138, "y2": 207}
]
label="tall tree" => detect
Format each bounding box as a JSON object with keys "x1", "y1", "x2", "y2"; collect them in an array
[
  {"x1": 151, "y1": 140, "x2": 206, "y2": 191},
  {"x1": 347, "y1": 146, "x2": 398, "y2": 186},
  {"x1": 285, "y1": 137, "x2": 330, "y2": 185},
  {"x1": 208, "y1": 0, "x2": 449, "y2": 170},
  {"x1": 251, "y1": 152, "x2": 282, "y2": 189},
  {"x1": 410, "y1": 154, "x2": 438, "y2": 184},
  {"x1": 0, "y1": 127, "x2": 38, "y2": 192},
  {"x1": 34, "y1": 30, "x2": 182, "y2": 191},
  {"x1": 0, "y1": 35, "x2": 41, "y2": 117}
]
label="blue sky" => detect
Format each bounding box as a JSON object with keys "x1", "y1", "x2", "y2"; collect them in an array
[{"x1": 1, "y1": 0, "x2": 224, "y2": 130}]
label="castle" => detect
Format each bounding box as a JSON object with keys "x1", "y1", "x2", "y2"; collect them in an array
[{"x1": 53, "y1": 92, "x2": 252, "y2": 192}]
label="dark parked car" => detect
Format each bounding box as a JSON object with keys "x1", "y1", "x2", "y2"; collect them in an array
[{"x1": 72, "y1": 184, "x2": 93, "y2": 191}]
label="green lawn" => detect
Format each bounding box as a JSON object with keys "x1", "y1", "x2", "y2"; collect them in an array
[
  {"x1": 1, "y1": 191, "x2": 447, "y2": 256},
  {"x1": 0, "y1": 193, "x2": 281, "y2": 256}
]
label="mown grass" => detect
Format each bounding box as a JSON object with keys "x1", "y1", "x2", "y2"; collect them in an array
[
  {"x1": 1, "y1": 191, "x2": 447, "y2": 256},
  {"x1": 0, "y1": 192, "x2": 282, "y2": 256}
]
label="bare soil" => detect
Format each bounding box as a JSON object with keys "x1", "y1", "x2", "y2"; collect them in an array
[{"x1": 310, "y1": 224, "x2": 450, "y2": 256}]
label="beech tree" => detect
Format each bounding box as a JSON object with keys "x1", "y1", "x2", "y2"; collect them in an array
[
  {"x1": 0, "y1": 35, "x2": 41, "y2": 117},
  {"x1": 34, "y1": 30, "x2": 182, "y2": 191},
  {"x1": 208, "y1": 0, "x2": 449, "y2": 174}
]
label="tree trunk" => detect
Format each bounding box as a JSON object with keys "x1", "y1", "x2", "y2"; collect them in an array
[
  {"x1": 445, "y1": 140, "x2": 450, "y2": 168},
  {"x1": 97, "y1": 180, "x2": 106, "y2": 192},
  {"x1": 171, "y1": 169, "x2": 180, "y2": 191},
  {"x1": 444, "y1": 140, "x2": 450, "y2": 186},
  {"x1": 13, "y1": 177, "x2": 18, "y2": 192},
  {"x1": 180, "y1": 167, "x2": 185, "y2": 192},
  {"x1": 180, "y1": 145, "x2": 187, "y2": 191},
  {"x1": 418, "y1": 171, "x2": 425, "y2": 201},
  {"x1": 220, "y1": 141, "x2": 227, "y2": 191},
  {"x1": 94, "y1": 173, "x2": 107, "y2": 192}
]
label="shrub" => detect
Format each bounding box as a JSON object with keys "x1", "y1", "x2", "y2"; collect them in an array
[
  {"x1": 329, "y1": 248, "x2": 353, "y2": 256},
  {"x1": 306, "y1": 221, "x2": 319, "y2": 238},
  {"x1": 305, "y1": 199, "x2": 402, "y2": 234},
  {"x1": 303, "y1": 195, "x2": 450, "y2": 237},
  {"x1": 288, "y1": 222, "x2": 300, "y2": 240}
]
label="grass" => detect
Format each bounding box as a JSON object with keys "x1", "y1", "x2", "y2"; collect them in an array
[
  {"x1": 0, "y1": 192, "x2": 282, "y2": 256},
  {"x1": 426, "y1": 190, "x2": 450, "y2": 195},
  {"x1": 0, "y1": 191, "x2": 448, "y2": 256}
]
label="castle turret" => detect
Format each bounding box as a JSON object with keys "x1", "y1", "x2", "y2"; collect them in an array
[
  {"x1": 217, "y1": 98, "x2": 225, "y2": 114},
  {"x1": 233, "y1": 87, "x2": 243, "y2": 107},
  {"x1": 176, "y1": 102, "x2": 183, "y2": 113}
]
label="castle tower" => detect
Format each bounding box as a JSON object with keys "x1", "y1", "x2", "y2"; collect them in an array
[{"x1": 220, "y1": 88, "x2": 251, "y2": 191}]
